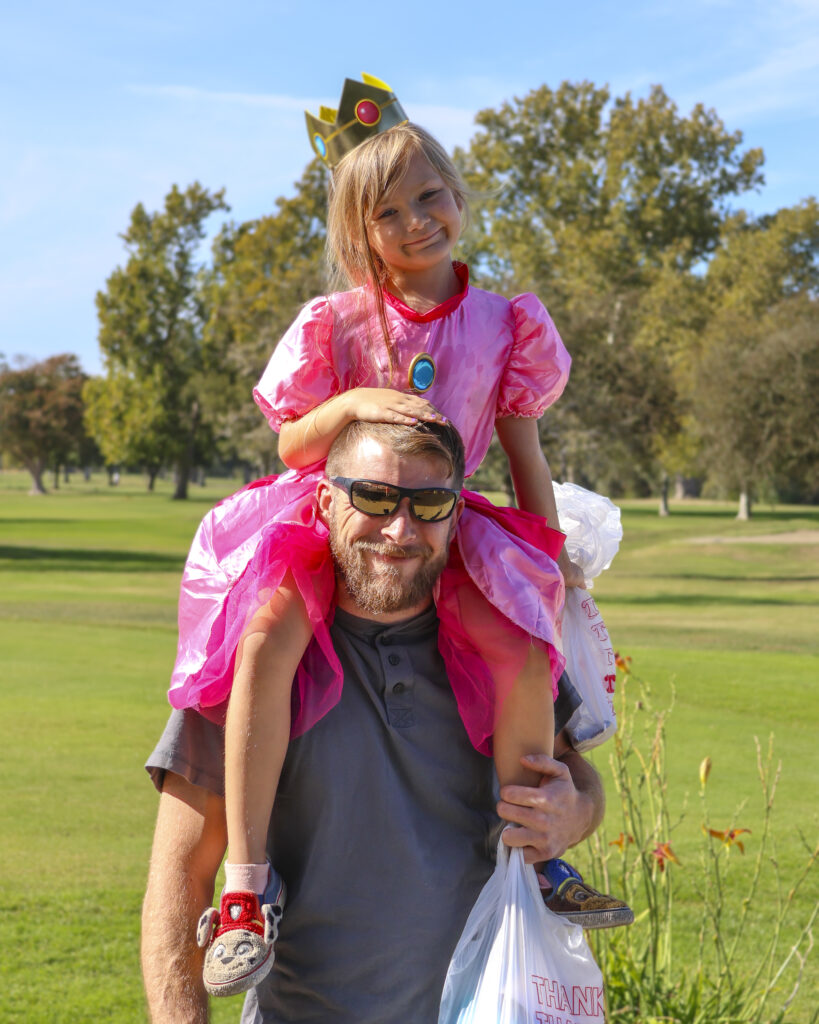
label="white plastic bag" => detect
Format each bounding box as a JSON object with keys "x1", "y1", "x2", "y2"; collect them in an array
[
  {"x1": 438, "y1": 836, "x2": 605, "y2": 1024},
  {"x1": 554, "y1": 483, "x2": 622, "y2": 752},
  {"x1": 553, "y1": 482, "x2": 622, "y2": 586}
]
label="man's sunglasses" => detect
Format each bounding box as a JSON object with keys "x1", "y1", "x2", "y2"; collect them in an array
[{"x1": 330, "y1": 477, "x2": 459, "y2": 522}]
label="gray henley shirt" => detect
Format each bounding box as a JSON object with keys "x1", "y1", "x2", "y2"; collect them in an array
[{"x1": 146, "y1": 604, "x2": 579, "y2": 1023}]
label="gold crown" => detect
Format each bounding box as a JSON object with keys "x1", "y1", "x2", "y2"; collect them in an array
[{"x1": 305, "y1": 73, "x2": 408, "y2": 168}]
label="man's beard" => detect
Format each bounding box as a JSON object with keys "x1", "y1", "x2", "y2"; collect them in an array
[{"x1": 329, "y1": 521, "x2": 452, "y2": 615}]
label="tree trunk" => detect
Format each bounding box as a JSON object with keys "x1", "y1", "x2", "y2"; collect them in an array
[
  {"x1": 27, "y1": 461, "x2": 47, "y2": 495},
  {"x1": 147, "y1": 466, "x2": 158, "y2": 491},
  {"x1": 52, "y1": 463, "x2": 60, "y2": 489},
  {"x1": 659, "y1": 473, "x2": 670, "y2": 517},
  {"x1": 173, "y1": 403, "x2": 200, "y2": 500},
  {"x1": 736, "y1": 488, "x2": 752, "y2": 520},
  {"x1": 173, "y1": 461, "x2": 190, "y2": 500}
]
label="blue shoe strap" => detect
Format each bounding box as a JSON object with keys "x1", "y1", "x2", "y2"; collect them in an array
[
  {"x1": 541, "y1": 858, "x2": 583, "y2": 889},
  {"x1": 261, "y1": 864, "x2": 284, "y2": 904}
]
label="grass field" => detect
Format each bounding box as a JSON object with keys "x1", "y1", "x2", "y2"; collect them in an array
[{"x1": 1, "y1": 468, "x2": 817, "y2": 1022}]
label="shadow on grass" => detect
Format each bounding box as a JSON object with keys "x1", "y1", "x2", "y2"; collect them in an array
[
  {"x1": 622, "y1": 504, "x2": 819, "y2": 523},
  {"x1": 0, "y1": 518, "x2": 83, "y2": 526},
  {"x1": 0, "y1": 545, "x2": 183, "y2": 572},
  {"x1": 615, "y1": 571, "x2": 819, "y2": 584},
  {"x1": 607, "y1": 590, "x2": 818, "y2": 606},
  {"x1": 677, "y1": 573, "x2": 819, "y2": 584}
]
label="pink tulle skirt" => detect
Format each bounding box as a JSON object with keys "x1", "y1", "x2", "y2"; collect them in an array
[{"x1": 168, "y1": 472, "x2": 566, "y2": 756}]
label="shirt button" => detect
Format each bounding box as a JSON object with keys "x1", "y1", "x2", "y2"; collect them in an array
[
  {"x1": 388, "y1": 654, "x2": 400, "y2": 666},
  {"x1": 393, "y1": 682, "x2": 406, "y2": 695}
]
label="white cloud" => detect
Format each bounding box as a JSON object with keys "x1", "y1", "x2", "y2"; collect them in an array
[
  {"x1": 127, "y1": 84, "x2": 314, "y2": 110},
  {"x1": 682, "y1": 34, "x2": 819, "y2": 122},
  {"x1": 129, "y1": 83, "x2": 479, "y2": 144}
]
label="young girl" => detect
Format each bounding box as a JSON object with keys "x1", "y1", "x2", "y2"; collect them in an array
[{"x1": 174, "y1": 91, "x2": 629, "y2": 998}]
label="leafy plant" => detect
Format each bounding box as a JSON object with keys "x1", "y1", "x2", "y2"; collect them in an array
[{"x1": 582, "y1": 659, "x2": 817, "y2": 1023}]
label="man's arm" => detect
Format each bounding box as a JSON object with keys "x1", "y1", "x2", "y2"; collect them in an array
[
  {"x1": 496, "y1": 729, "x2": 605, "y2": 863},
  {"x1": 142, "y1": 772, "x2": 227, "y2": 1024}
]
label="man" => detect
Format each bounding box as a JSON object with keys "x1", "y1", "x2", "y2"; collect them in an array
[{"x1": 142, "y1": 419, "x2": 605, "y2": 1023}]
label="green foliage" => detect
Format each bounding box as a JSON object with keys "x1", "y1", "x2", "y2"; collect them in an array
[
  {"x1": 583, "y1": 664, "x2": 817, "y2": 1022},
  {"x1": 79, "y1": 83, "x2": 817, "y2": 507},
  {"x1": 0, "y1": 353, "x2": 88, "y2": 494},
  {"x1": 83, "y1": 366, "x2": 171, "y2": 486},
  {"x1": 697, "y1": 201, "x2": 819, "y2": 514},
  {"x1": 91, "y1": 182, "x2": 230, "y2": 498},
  {"x1": 204, "y1": 160, "x2": 329, "y2": 473},
  {"x1": 457, "y1": 81, "x2": 764, "y2": 494}
]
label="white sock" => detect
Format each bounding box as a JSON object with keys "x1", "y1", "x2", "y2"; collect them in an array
[{"x1": 225, "y1": 861, "x2": 270, "y2": 896}]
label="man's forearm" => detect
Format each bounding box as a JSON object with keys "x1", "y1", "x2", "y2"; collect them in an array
[
  {"x1": 142, "y1": 776, "x2": 226, "y2": 1023},
  {"x1": 142, "y1": 867, "x2": 210, "y2": 1022}
]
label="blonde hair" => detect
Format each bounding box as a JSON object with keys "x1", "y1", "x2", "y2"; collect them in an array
[{"x1": 326, "y1": 123, "x2": 471, "y2": 369}]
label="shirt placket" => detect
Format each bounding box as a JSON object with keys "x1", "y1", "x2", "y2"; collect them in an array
[{"x1": 376, "y1": 634, "x2": 415, "y2": 729}]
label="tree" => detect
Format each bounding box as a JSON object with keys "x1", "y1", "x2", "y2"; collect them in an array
[
  {"x1": 698, "y1": 201, "x2": 819, "y2": 516},
  {"x1": 93, "y1": 183, "x2": 229, "y2": 499},
  {"x1": 0, "y1": 354, "x2": 87, "y2": 494},
  {"x1": 696, "y1": 297, "x2": 819, "y2": 517},
  {"x1": 457, "y1": 82, "x2": 764, "y2": 493},
  {"x1": 204, "y1": 160, "x2": 329, "y2": 475},
  {"x1": 83, "y1": 368, "x2": 171, "y2": 489}
]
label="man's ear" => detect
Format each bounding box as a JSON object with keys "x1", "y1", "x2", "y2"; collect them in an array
[
  {"x1": 451, "y1": 495, "x2": 465, "y2": 529},
  {"x1": 316, "y1": 478, "x2": 333, "y2": 524}
]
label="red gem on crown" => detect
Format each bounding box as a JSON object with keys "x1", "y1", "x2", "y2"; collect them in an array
[{"x1": 355, "y1": 99, "x2": 380, "y2": 126}]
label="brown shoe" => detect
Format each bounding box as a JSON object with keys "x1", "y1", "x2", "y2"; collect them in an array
[{"x1": 541, "y1": 859, "x2": 634, "y2": 929}]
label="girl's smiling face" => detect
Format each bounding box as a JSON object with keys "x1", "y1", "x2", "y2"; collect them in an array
[{"x1": 366, "y1": 149, "x2": 462, "y2": 281}]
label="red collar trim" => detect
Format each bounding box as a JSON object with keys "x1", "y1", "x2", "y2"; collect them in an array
[{"x1": 382, "y1": 262, "x2": 469, "y2": 323}]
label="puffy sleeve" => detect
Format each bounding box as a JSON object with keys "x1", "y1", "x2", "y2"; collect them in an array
[
  {"x1": 253, "y1": 296, "x2": 338, "y2": 433},
  {"x1": 495, "y1": 293, "x2": 571, "y2": 418}
]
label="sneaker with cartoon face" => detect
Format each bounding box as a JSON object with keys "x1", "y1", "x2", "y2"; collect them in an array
[{"x1": 197, "y1": 880, "x2": 286, "y2": 997}]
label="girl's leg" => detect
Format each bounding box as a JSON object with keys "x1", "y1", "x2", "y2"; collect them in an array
[
  {"x1": 494, "y1": 642, "x2": 634, "y2": 930},
  {"x1": 225, "y1": 571, "x2": 313, "y2": 872},
  {"x1": 200, "y1": 573, "x2": 313, "y2": 997},
  {"x1": 493, "y1": 641, "x2": 555, "y2": 789}
]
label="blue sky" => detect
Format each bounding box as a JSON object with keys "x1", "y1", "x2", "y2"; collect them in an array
[{"x1": 2, "y1": 0, "x2": 818, "y2": 376}]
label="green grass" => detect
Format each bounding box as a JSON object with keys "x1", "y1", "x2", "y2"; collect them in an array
[
  {"x1": 580, "y1": 499, "x2": 819, "y2": 1020},
  {"x1": 1, "y1": 471, "x2": 817, "y2": 1021}
]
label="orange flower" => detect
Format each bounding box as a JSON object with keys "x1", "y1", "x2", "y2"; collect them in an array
[
  {"x1": 614, "y1": 652, "x2": 632, "y2": 673},
  {"x1": 704, "y1": 826, "x2": 751, "y2": 854},
  {"x1": 609, "y1": 833, "x2": 635, "y2": 850},
  {"x1": 651, "y1": 842, "x2": 680, "y2": 872}
]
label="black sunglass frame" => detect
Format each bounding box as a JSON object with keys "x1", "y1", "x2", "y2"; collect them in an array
[{"x1": 330, "y1": 477, "x2": 460, "y2": 521}]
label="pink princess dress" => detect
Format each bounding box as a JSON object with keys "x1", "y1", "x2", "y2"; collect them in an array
[{"x1": 168, "y1": 263, "x2": 571, "y2": 756}]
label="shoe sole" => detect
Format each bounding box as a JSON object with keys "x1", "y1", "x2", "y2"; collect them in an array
[
  {"x1": 560, "y1": 906, "x2": 635, "y2": 929},
  {"x1": 203, "y1": 944, "x2": 275, "y2": 998}
]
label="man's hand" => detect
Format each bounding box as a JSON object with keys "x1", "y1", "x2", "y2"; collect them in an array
[
  {"x1": 559, "y1": 553, "x2": 587, "y2": 589},
  {"x1": 497, "y1": 748, "x2": 604, "y2": 865}
]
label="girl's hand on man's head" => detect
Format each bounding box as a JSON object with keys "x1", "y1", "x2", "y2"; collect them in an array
[{"x1": 347, "y1": 387, "x2": 446, "y2": 425}]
